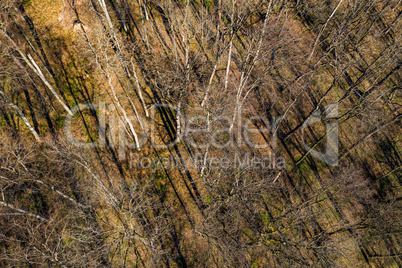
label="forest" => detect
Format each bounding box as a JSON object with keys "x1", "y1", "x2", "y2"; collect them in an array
[{"x1": 0, "y1": 0, "x2": 401, "y2": 266}]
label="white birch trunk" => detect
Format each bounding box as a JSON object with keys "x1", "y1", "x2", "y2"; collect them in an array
[
  {"x1": 0, "y1": 29, "x2": 73, "y2": 115},
  {"x1": 27, "y1": 54, "x2": 73, "y2": 115},
  {"x1": 0, "y1": 200, "x2": 48, "y2": 222},
  {"x1": 308, "y1": 0, "x2": 343, "y2": 61},
  {"x1": 131, "y1": 61, "x2": 149, "y2": 117},
  {"x1": 0, "y1": 89, "x2": 41, "y2": 142}
]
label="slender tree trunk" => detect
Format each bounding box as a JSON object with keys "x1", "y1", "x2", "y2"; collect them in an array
[{"x1": 0, "y1": 86, "x2": 41, "y2": 142}]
